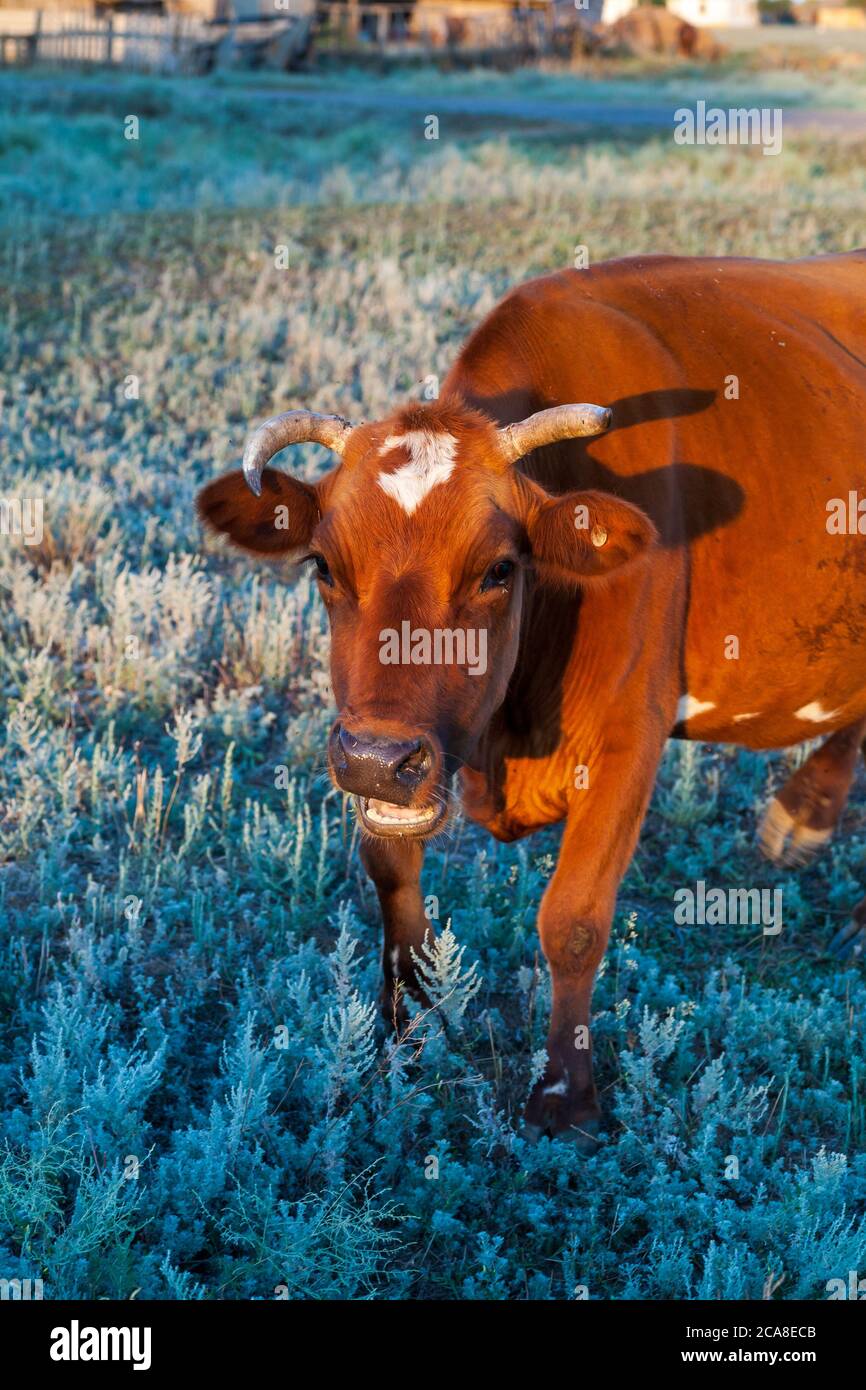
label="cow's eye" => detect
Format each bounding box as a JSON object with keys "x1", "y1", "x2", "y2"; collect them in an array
[
  {"x1": 306, "y1": 553, "x2": 334, "y2": 587},
  {"x1": 481, "y1": 558, "x2": 515, "y2": 592}
]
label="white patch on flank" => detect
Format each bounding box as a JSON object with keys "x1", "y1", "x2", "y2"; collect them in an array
[
  {"x1": 795, "y1": 701, "x2": 841, "y2": 724},
  {"x1": 543, "y1": 1080, "x2": 568, "y2": 1097},
  {"x1": 733, "y1": 712, "x2": 761, "y2": 723},
  {"x1": 676, "y1": 694, "x2": 716, "y2": 723},
  {"x1": 377, "y1": 430, "x2": 458, "y2": 515}
]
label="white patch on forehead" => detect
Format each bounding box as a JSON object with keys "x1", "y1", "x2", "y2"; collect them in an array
[
  {"x1": 676, "y1": 694, "x2": 716, "y2": 723},
  {"x1": 795, "y1": 701, "x2": 841, "y2": 723},
  {"x1": 733, "y1": 711, "x2": 761, "y2": 723},
  {"x1": 377, "y1": 430, "x2": 458, "y2": 515}
]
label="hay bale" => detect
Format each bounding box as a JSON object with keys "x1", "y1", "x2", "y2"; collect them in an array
[{"x1": 605, "y1": 5, "x2": 724, "y2": 59}]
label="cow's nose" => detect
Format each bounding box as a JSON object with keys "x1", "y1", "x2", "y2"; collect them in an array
[{"x1": 330, "y1": 725, "x2": 434, "y2": 800}]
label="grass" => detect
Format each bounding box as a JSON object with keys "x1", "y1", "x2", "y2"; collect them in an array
[{"x1": 0, "y1": 61, "x2": 864, "y2": 1301}]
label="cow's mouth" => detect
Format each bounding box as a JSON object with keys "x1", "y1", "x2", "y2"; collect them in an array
[{"x1": 356, "y1": 796, "x2": 447, "y2": 838}]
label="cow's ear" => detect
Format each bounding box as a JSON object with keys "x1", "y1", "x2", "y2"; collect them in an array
[
  {"x1": 196, "y1": 469, "x2": 318, "y2": 556},
  {"x1": 527, "y1": 488, "x2": 657, "y2": 584}
]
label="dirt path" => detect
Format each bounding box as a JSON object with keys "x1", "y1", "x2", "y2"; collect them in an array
[
  {"x1": 242, "y1": 82, "x2": 866, "y2": 136},
  {"x1": 6, "y1": 70, "x2": 866, "y2": 136}
]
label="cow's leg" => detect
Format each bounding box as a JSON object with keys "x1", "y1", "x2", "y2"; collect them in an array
[
  {"x1": 826, "y1": 721, "x2": 866, "y2": 961},
  {"x1": 525, "y1": 740, "x2": 663, "y2": 1147},
  {"x1": 829, "y1": 899, "x2": 866, "y2": 963},
  {"x1": 760, "y1": 718, "x2": 866, "y2": 867},
  {"x1": 359, "y1": 836, "x2": 430, "y2": 1028}
]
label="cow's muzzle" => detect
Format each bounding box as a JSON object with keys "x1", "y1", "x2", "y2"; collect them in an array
[{"x1": 328, "y1": 722, "x2": 448, "y2": 838}]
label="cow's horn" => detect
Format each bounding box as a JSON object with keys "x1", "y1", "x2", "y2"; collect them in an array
[
  {"x1": 498, "y1": 403, "x2": 611, "y2": 464},
  {"x1": 242, "y1": 410, "x2": 355, "y2": 496}
]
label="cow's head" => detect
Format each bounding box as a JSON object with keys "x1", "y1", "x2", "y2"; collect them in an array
[{"x1": 197, "y1": 397, "x2": 655, "y2": 838}]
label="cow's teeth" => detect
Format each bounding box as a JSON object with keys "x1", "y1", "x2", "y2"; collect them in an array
[{"x1": 364, "y1": 798, "x2": 437, "y2": 826}]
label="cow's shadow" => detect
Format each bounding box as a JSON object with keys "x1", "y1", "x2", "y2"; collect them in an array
[
  {"x1": 562, "y1": 388, "x2": 743, "y2": 548},
  {"x1": 472, "y1": 386, "x2": 744, "y2": 548},
  {"x1": 473, "y1": 387, "x2": 744, "y2": 779}
]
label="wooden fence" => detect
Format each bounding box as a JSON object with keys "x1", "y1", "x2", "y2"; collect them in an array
[
  {"x1": 0, "y1": 9, "x2": 312, "y2": 70},
  {"x1": 0, "y1": 3, "x2": 568, "y2": 69}
]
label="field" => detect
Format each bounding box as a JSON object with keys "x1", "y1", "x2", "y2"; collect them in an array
[{"x1": 1, "y1": 58, "x2": 866, "y2": 1301}]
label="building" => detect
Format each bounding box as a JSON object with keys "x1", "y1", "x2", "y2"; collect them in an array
[
  {"x1": 602, "y1": 0, "x2": 757, "y2": 24},
  {"x1": 802, "y1": 1, "x2": 866, "y2": 27}
]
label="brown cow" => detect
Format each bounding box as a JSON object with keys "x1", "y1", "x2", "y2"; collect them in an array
[{"x1": 198, "y1": 251, "x2": 866, "y2": 1145}]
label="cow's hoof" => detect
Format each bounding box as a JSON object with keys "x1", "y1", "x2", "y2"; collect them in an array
[
  {"x1": 759, "y1": 795, "x2": 834, "y2": 867},
  {"x1": 524, "y1": 1079, "x2": 601, "y2": 1151},
  {"x1": 828, "y1": 916, "x2": 866, "y2": 963},
  {"x1": 523, "y1": 1114, "x2": 600, "y2": 1153}
]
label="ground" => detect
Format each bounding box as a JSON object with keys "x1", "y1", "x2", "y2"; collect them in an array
[{"x1": 0, "y1": 58, "x2": 865, "y2": 1300}]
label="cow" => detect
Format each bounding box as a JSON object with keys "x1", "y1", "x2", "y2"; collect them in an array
[{"x1": 197, "y1": 250, "x2": 866, "y2": 1145}]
